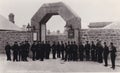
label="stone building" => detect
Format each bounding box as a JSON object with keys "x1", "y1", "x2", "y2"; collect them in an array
[{"x1": 0, "y1": 14, "x2": 32, "y2": 53}]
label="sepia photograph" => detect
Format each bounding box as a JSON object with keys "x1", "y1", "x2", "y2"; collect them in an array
[{"x1": 0, "y1": 0, "x2": 120, "y2": 73}]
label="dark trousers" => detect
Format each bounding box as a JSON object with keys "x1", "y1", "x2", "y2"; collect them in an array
[
  {"x1": 64, "y1": 52, "x2": 68, "y2": 61},
  {"x1": 104, "y1": 55, "x2": 108, "y2": 66},
  {"x1": 13, "y1": 52, "x2": 18, "y2": 61},
  {"x1": 52, "y1": 52, "x2": 56, "y2": 59},
  {"x1": 46, "y1": 51, "x2": 50, "y2": 59},
  {"x1": 32, "y1": 51, "x2": 36, "y2": 61},
  {"x1": 61, "y1": 51, "x2": 64, "y2": 60},
  {"x1": 79, "y1": 53, "x2": 84, "y2": 61},
  {"x1": 18, "y1": 52, "x2": 21, "y2": 61},
  {"x1": 85, "y1": 51, "x2": 90, "y2": 61},
  {"x1": 6, "y1": 52, "x2": 11, "y2": 60},
  {"x1": 111, "y1": 55, "x2": 116, "y2": 69},
  {"x1": 57, "y1": 51, "x2": 61, "y2": 58},
  {"x1": 40, "y1": 52, "x2": 44, "y2": 61}
]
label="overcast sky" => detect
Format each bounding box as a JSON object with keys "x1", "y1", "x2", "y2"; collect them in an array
[{"x1": 0, "y1": 0, "x2": 120, "y2": 32}]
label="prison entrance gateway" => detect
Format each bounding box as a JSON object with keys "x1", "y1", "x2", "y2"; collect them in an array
[{"x1": 31, "y1": 2, "x2": 81, "y2": 44}]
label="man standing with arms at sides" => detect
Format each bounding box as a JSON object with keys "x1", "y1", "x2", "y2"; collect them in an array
[
  {"x1": 5, "y1": 42, "x2": 11, "y2": 61},
  {"x1": 109, "y1": 42, "x2": 117, "y2": 70},
  {"x1": 12, "y1": 42, "x2": 19, "y2": 62},
  {"x1": 40, "y1": 41, "x2": 45, "y2": 61},
  {"x1": 46, "y1": 41, "x2": 51, "y2": 59},
  {"x1": 85, "y1": 41, "x2": 91, "y2": 61},
  {"x1": 51, "y1": 41, "x2": 57, "y2": 59},
  {"x1": 73, "y1": 41, "x2": 78, "y2": 61},
  {"x1": 97, "y1": 41, "x2": 103, "y2": 63},
  {"x1": 18, "y1": 42, "x2": 22, "y2": 61},
  {"x1": 24, "y1": 41, "x2": 30, "y2": 61},
  {"x1": 57, "y1": 42, "x2": 61, "y2": 58},
  {"x1": 103, "y1": 42, "x2": 109, "y2": 67},
  {"x1": 64, "y1": 42, "x2": 68, "y2": 61},
  {"x1": 61, "y1": 41, "x2": 65, "y2": 60},
  {"x1": 78, "y1": 42, "x2": 84, "y2": 61},
  {"x1": 31, "y1": 41, "x2": 37, "y2": 61},
  {"x1": 91, "y1": 41, "x2": 96, "y2": 61}
]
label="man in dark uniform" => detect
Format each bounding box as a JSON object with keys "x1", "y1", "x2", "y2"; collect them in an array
[
  {"x1": 57, "y1": 42, "x2": 61, "y2": 58},
  {"x1": 12, "y1": 42, "x2": 19, "y2": 62},
  {"x1": 44, "y1": 41, "x2": 47, "y2": 59},
  {"x1": 31, "y1": 41, "x2": 37, "y2": 61},
  {"x1": 25, "y1": 41, "x2": 30, "y2": 57},
  {"x1": 78, "y1": 42, "x2": 84, "y2": 61},
  {"x1": 85, "y1": 41, "x2": 91, "y2": 61},
  {"x1": 97, "y1": 41, "x2": 103, "y2": 63},
  {"x1": 103, "y1": 42, "x2": 109, "y2": 67},
  {"x1": 69, "y1": 41, "x2": 73, "y2": 61},
  {"x1": 40, "y1": 41, "x2": 45, "y2": 61},
  {"x1": 36, "y1": 41, "x2": 40, "y2": 60},
  {"x1": 20, "y1": 42, "x2": 24, "y2": 61},
  {"x1": 73, "y1": 41, "x2": 78, "y2": 61},
  {"x1": 5, "y1": 42, "x2": 11, "y2": 61},
  {"x1": 91, "y1": 41, "x2": 96, "y2": 61},
  {"x1": 46, "y1": 41, "x2": 51, "y2": 59},
  {"x1": 64, "y1": 42, "x2": 68, "y2": 61},
  {"x1": 110, "y1": 42, "x2": 117, "y2": 69},
  {"x1": 24, "y1": 41, "x2": 30, "y2": 61},
  {"x1": 60, "y1": 41, "x2": 65, "y2": 60},
  {"x1": 18, "y1": 42, "x2": 23, "y2": 61},
  {"x1": 51, "y1": 41, "x2": 57, "y2": 59}
]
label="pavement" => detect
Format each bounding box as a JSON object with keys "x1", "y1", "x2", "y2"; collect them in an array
[{"x1": 0, "y1": 54, "x2": 120, "y2": 73}]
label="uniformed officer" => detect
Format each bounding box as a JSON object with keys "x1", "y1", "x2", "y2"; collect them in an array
[
  {"x1": 69, "y1": 41, "x2": 74, "y2": 61},
  {"x1": 36, "y1": 41, "x2": 40, "y2": 60},
  {"x1": 64, "y1": 42, "x2": 68, "y2": 61},
  {"x1": 78, "y1": 42, "x2": 84, "y2": 61},
  {"x1": 20, "y1": 42, "x2": 24, "y2": 61},
  {"x1": 18, "y1": 42, "x2": 23, "y2": 61},
  {"x1": 23, "y1": 41, "x2": 30, "y2": 61},
  {"x1": 97, "y1": 41, "x2": 103, "y2": 63},
  {"x1": 109, "y1": 42, "x2": 117, "y2": 69},
  {"x1": 85, "y1": 41, "x2": 91, "y2": 61},
  {"x1": 51, "y1": 41, "x2": 57, "y2": 59},
  {"x1": 60, "y1": 41, "x2": 65, "y2": 60},
  {"x1": 103, "y1": 42, "x2": 109, "y2": 67},
  {"x1": 46, "y1": 41, "x2": 51, "y2": 59},
  {"x1": 40, "y1": 41, "x2": 45, "y2": 61},
  {"x1": 91, "y1": 41, "x2": 96, "y2": 61},
  {"x1": 57, "y1": 42, "x2": 61, "y2": 58},
  {"x1": 44, "y1": 41, "x2": 47, "y2": 59},
  {"x1": 5, "y1": 42, "x2": 11, "y2": 61},
  {"x1": 31, "y1": 41, "x2": 37, "y2": 61},
  {"x1": 73, "y1": 41, "x2": 78, "y2": 61},
  {"x1": 12, "y1": 42, "x2": 19, "y2": 62}
]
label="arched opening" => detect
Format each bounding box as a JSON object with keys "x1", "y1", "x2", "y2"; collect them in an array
[
  {"x1": 31, "y1": 2, "x2": 81, "y2": 44},
  {"x1": 45, "y1": 15, "x2": 67, "y2": 43}
]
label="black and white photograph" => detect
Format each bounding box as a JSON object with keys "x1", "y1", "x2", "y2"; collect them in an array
[{"x1": 0, "y1": 0, "x2": 120, "y2": 73}]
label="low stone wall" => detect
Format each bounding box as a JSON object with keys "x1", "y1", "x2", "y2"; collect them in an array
[
  {"x1": 46, "y1": 35, "x2": 67, "y2": 44},
  {"x1": 81, "y1": 29, "x2": 120, "y2": 51},
  {"x1": 0, "y1": 31, "x2": 32, "y2": 53}
]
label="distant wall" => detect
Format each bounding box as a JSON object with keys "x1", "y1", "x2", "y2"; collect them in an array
[
  {"x1": 46, "y1": 35, "x2": 67, "y2": 44},
  {"x1": 0, "y1": 31, "x2": 32, "y2": 53},
  {"x1": 81, "y1": 29, "x2": 120, "y2": 50},
  {"x1": 46, "y1": 29, "x2": 120, "y2": 60}
]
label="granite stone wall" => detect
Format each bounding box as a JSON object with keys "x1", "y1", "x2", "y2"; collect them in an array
[{"x1": 0, "y1": 31, "x2": 32, "y2": 53}]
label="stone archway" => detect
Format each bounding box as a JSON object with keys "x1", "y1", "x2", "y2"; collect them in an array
[{"x1": 31, "y1": 2, "x2": 81, "y2": 44}]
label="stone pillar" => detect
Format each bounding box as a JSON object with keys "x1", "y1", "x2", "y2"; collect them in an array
[
  {"x1": 74, "y1": 29, "x2": 79, "y2": 44},
  {"x1": 41, "y1": 24, "x2": 46, "y2": 42}
]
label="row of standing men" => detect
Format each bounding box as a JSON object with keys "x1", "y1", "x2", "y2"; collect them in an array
[{"x1": 5, "y1": 40, "x2": 117, "y2": 69}]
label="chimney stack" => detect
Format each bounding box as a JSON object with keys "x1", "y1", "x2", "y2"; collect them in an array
[{"x1": 9, "y1": 13, "x2": 15, "y2": 23}]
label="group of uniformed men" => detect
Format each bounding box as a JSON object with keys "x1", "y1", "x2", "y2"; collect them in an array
[{"x1": 5, "y1": 40, "x2": 117, "y2": 69}]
